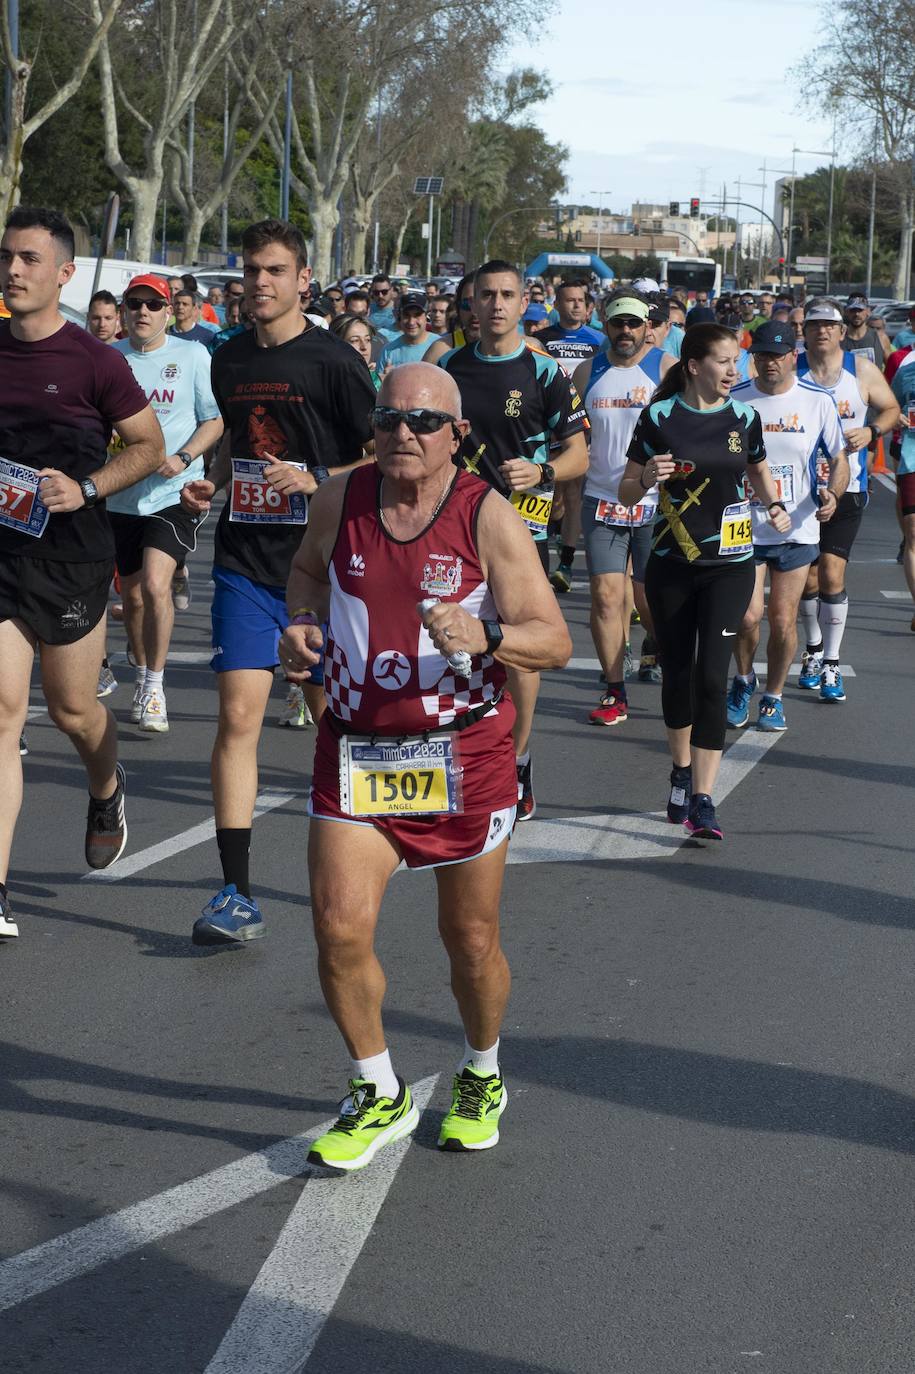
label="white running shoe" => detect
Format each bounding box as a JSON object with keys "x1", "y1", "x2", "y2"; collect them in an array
[
  {"x1": 139, "y1": 688, "x2": 169, "y2": 733},
  {"x1": 172, "y1": 566, "x2": 191, "y2": 611},
  {"x1": 130, "y1": 682, "x2": 147, "y2": 723},
  {"x1": 97, "y1": 663, "x2": 118, "y2": 698},
  {"x1": 277, "y1": 684, "x2": 314, "y2": 729}
]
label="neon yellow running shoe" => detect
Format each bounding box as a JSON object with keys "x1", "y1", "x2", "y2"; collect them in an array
[
  {"x1": 437, "y1": 1066, "x2": 507, "y2": 1151},
  {"x1": 308, "y1": 1077, "x2": 418, "y2": 1171}
]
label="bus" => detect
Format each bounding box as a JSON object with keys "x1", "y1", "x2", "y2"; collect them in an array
[{"x1": 656, "y1": 255, "x2": 722, "y2": 299}]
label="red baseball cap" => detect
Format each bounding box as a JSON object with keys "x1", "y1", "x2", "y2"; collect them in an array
[{"x1": 124, "y1": 273, "x2": 171, "y2": 301}]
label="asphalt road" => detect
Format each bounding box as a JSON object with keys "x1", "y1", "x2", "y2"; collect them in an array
[{"x1": 2, "y1": 482, "x2": 914, "y2": 1374}]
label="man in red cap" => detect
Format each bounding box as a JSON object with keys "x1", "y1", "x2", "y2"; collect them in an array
[
  {"x1": 0, "y1": 207, "x2": 164, "y2": 940},
  {"x1": 106, "y1": 272, "x2": 223, "y2": 733}
]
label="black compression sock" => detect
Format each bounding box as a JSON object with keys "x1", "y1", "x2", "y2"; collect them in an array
[
  {"x1": 560, "y1": 544, "x2": 576, "y2": 566},
  {"x1": 0, "y1": 880, "x2": 8, "y2": 902},
  {"x1": 607, "y1": 680, "x2": 626, "y2": 699},
  {"x1": 216, "y1": 828, "x2": 252, "y2": 899}
]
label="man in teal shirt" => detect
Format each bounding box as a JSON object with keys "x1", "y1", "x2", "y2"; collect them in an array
[{"x1": 376, "y1": 293, "x2": 434, "y2": 368}]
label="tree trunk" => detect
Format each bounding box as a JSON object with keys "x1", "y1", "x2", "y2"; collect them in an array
[
  {"x1": 350, "y1": 197, "x2": 373, "y2": 275},
  {"x1": 388, "y1": 206, "x2": 413, "y2": 272},
  {"x1": 467, "y1": 200, "x2": 480, "y2": 266},
  {"x1": 131, "y1": 176, "x2": 164, "y2": 262},
  {"x1": 183, "y1": 203, "x2": 208, "y2": 262},
  {"x1": 309, "y1": 197, "x2": 339, "y2": 285},
  {"x1": 893, "y1": 190, "x2": 911, "y2": 298}
]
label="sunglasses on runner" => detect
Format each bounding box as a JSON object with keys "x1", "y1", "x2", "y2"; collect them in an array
[
  {"x1": 607, "y1": 316, "x2": 643, "y2": 329},
  {"x1": 124, "y1": 296, "x2": 168, "y2": 312},
  {"x1": 372, "y1": 287, "x2": 391, "y2": 298},
  {"x1": 371, "y1": 406, "x2": 457, "y2": 434}
]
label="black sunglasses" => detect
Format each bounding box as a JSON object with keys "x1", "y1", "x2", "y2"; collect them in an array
[
  {"x1": 372, "y1": 406, "x2": 458, "y2": 435},
  {"x1": 125, "y1": 296, "x2": 168, "y2": 311},
  {"x1": 607, "y1": 316, "x2": 643, "y2": 329}
]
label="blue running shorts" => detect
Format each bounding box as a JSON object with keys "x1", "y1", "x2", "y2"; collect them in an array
[{"x1": 210, "y1": 566, "x2": 325, "y2": 682}]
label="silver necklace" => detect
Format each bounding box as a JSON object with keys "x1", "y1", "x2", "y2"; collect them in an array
[{"x1": 379, "y1": 472, "x2": 453, "y2": 535}]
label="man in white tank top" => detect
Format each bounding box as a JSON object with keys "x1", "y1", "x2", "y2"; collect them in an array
[
  {"x1": 572, "y1": 292, "x2": 675, "y2": 726},
  {"x1": 794, "y1": 299, "x2": 898, "y2": 702}
]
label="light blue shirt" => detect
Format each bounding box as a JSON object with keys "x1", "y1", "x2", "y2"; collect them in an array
[
  {"x1": 661, "y1": 324, "x2": 684, "y2": 359},
  {"x1": 107, "y1": 335, "x2": 220, "y2": 516},
  {"x1": 892, "y1": 326, "x2": 915, "y2": 350},
  {"x1": 377, "y1": 333, "x2": 435, "y2": 369},
  {"x1": 891, "y1": 354, "x2": 915, "y2": 474}
]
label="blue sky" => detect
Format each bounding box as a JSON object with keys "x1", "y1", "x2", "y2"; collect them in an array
[{"x1": 509, "y1": 0, "x2": 839, "y2": 224}]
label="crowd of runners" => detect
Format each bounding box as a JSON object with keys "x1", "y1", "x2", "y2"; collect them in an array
[{"x1": 0, "y1": 203, "x2": 910, "y2": 1170}]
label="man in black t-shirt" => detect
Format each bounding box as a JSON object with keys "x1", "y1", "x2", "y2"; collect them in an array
[
  {"x1": 0, "y1": 208, "x2": 164, "y2": 936},
  {"x1": 181, "y1": 218, "x2": 374, "y2": 945}
]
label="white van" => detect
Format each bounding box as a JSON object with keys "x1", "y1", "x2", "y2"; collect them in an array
[{"x1": 60, "y1": 256, "x2": 167, "y2": 314}]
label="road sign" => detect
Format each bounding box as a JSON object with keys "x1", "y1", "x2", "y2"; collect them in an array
[
  {"x1": 795, "y1": 255, "x2": 828, "y2": 266},
  {"x1": 413, "y1": 177, "x2": 444, "y2": 196}
]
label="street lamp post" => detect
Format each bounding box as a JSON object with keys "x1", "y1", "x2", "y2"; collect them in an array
[
  {"x1": 588, "y1": 190, "x2": 610, "y2": 259},
  {"x1": 792, "y1": 143, "x2": 838, "y2": 291}
]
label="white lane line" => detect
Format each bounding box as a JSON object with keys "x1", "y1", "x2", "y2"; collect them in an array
[
  {"x1": 562, "y1": 657, "x2": 856, "y2": 678},
  {"x1": 0, "y1": 1076, "x2": 438, "y2": 1317},
  {"x1": 204, "y1": 1076, "x2": 438, "y2": 1374},
  {"x1": 81, "y1": 788, "x2": 299, "y2": 883},
  {"x1": 873, "y1": 472, "x2": 897, "y2": 492},
  {"x1": 881, "y1": 590, "x2": 910, "y2": 600},
  {"x1": 507, "y1": 730, "x2": 784, "y2": 866},
  {"x1": 108, "y1": 650, "x2": 212, "y2": 666}
]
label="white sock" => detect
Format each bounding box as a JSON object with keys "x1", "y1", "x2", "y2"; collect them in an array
[
  {"x1": 764, "y1": 691, "x2": 782, "y2": 701},
  {"x1": 799, "y1": 595, "x2": 820, "y2": 649},
  {"x1": 515, "y1": 751, "x2": 530, "y2": 768},
  {"x1": 818, "y1": 596, "x2": 848, "y2": 661},
  {"x1": 736, "y1": 672, "x2": 754, "y2": 684},
  {"x1": 460, "y1": 1037, "x2": 500, "y2": 1077},
  {"x1": 144, "y1": 669, "x2": 164, "y2": 693},
  {"x1": 135, "y1": 665, "x2": 147, "y2": 689},
  {"x1": 350, "y1": 1048, "x2": 400, "y2": 1100}
]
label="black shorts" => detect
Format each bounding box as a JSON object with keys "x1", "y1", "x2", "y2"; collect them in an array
[
  {"x1": 109, "y1": 503, "x2": 204, "y2": 578},
  {"x1": 817, "y1": 491, "x2": 866, "y2": 562},
  {"x1": 0, "y1": 555, "x2": 113, "y2": 645},
  {"x1": 536, "y1": 540, "x2": 549, "y2": 574}
]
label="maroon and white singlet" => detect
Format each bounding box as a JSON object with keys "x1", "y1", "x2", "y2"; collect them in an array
[{"x1": 310, "y1": 464, "x2": 518, "y2": 841}]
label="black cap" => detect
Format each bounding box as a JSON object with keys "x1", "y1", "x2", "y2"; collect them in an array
[
  {"x1": 748, "y1": 320, "x2": 795, "y2": 354},
  {"x1": 398, "y1": 291, "x2": 427, "y2": 314},
  {"x1": 684, "y1": 306, "x2": 716, "y2": 327}
]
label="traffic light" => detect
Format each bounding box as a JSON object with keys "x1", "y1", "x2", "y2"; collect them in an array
[
  {"x1": 689, "y1": 197, "x2": 700, "y2": 218},
  {"x1": 669, "y1": 200, "x2": 679, "y2": 217}
]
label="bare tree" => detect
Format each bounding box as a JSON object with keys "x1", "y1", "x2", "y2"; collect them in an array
[
  {"x1": 801, "y1": 0, "x2": 915, "y2": 293},
  {"x1": 166, "y1": 40, "x2": 281, "y2": 260},
  {"x1": 0, "y1": 0, "x2": 123, "y2": 219},
  {"x1": 90, "y1": 0, "x2": 257, "y2": 260},
  {"x1": 248, "y1": 0, "x2": 538, "y2": 283}
]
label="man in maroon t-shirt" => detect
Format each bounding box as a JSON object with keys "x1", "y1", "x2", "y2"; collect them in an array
[{"x1": 0, "y1": 207, "x2": 164, "y2": 939}]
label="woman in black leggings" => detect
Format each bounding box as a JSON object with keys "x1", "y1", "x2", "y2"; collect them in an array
[{"x1": 617, "y1": 323, "x2": 791, "y2": 841}]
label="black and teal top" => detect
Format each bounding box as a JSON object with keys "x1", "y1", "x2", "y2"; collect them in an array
[{"x1": 626, "y1": 394, "x2": 766, "y2": 565}]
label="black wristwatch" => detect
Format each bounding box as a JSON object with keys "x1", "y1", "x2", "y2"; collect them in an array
[
  {"x1": 79, "y1": 477, "x2": 100, "y2": 509},
  {"x1": 177, "y1": 450, "x2": 194, "y2": 468},
  {"x1": 768, "y1": 499, "x2": 787, "y2": 514},
  {"x1": 870, "y1": 423, "x2": 882, "y2": 441},
  {"x1": 482, "y1": 620, "x2": 503, "y2": 656},
  {"x1": 539, "y1": 462, "x2": 556, "y2": 488},
  {"x1": 311, "y1": 465, "x2": 330, "y2": 485}
]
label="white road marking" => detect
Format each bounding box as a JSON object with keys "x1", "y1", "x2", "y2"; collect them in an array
[
  {"x1": 507, "y1": 731, "x2": 784, "y2": 866},
  {"x1": 0, "y1": 1075, "x2": 438, "y2": 1317},
  {"x1": 881, "y1": 590, "x2": 910, "y2": 600},
  {"x1": 873, "y1": 472, "x2": 897, "y2": 493},
  {"x1": 108, "y1": 650, "x2": 212, "y2": 666},
  {"x1": 204, "y1": 1076, "x2": 438, "y2": 1374},
  {"x1": 81, "y1": 788, "x2": 299, "y2": 883},
  {"x1": 561, "y1": 657, "x2": 855, "y2": 678}
]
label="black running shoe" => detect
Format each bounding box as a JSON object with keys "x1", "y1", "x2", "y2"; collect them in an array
[
  {"x1": 684, "y1": 793, "x2": 723, "y2": 842},
  {"x1": 667, "y1": 766, "x2": 691, "y2": 824},
  {"x1": 85, "y1": 763, "x2": 128, "y2": 869},
  {"x1": 0, "y1": 893, "x2": 18, "y2": 939},
  {"x1": 516, "y1": 758, "x2": 536, "y2": 822},
  {"x1": 19, "y1": 733, "x2": 27, "y2": 757}
]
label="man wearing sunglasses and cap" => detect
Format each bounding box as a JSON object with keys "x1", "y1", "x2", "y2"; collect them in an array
[
  {"x1": 181, "y1": 218, "x2": 375, "y2": 946},
  {"x1": 278, "y1": 361, "x2": 571, "y2": 1169},
  {"x1": 726, "y1": 322, "x2": 849, "y2": 732},
  {"x1": 572, "y1": 288, "x2": 675, "y2": 726},
  {"x1": 842, "y1": 293, "x2": 890, "y2": 365},
  {"x1": 107, "y1": 272, "x2": 224, "y2": 734},
  {"x1": 795, "y1": 298, "x2": 899, "y2": 700}
]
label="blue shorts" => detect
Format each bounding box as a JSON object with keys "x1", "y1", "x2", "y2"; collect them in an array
[
  {"x1": 210, "y1": 566, "x2": 325, "y2": 682},
  {"x1": 753, "y1": 541, "x2": 819, "y2": 573}
]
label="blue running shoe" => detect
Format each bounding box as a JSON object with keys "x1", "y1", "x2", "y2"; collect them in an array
[
  {"x1": 757, "y1": 695, "x2": 787, "y2": 731},
  {"x1": 667, "y1": 765, "x2": 691, "y2": 824},
  {"x1": 192, "y1": 884, "x2": 265, "y2": 945},
  {"x1": 726, "y1": 671, "x2": 756, "y2": 728},
  {"x1": 684, "y1": 794, "x2": 723, "y2": 842},
  {"x1": 798, "y1": 649, "x2": 823, "y2": 689},
  {"x1": 819, "y1": 662, "x2": 845, "y2": 702}
]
